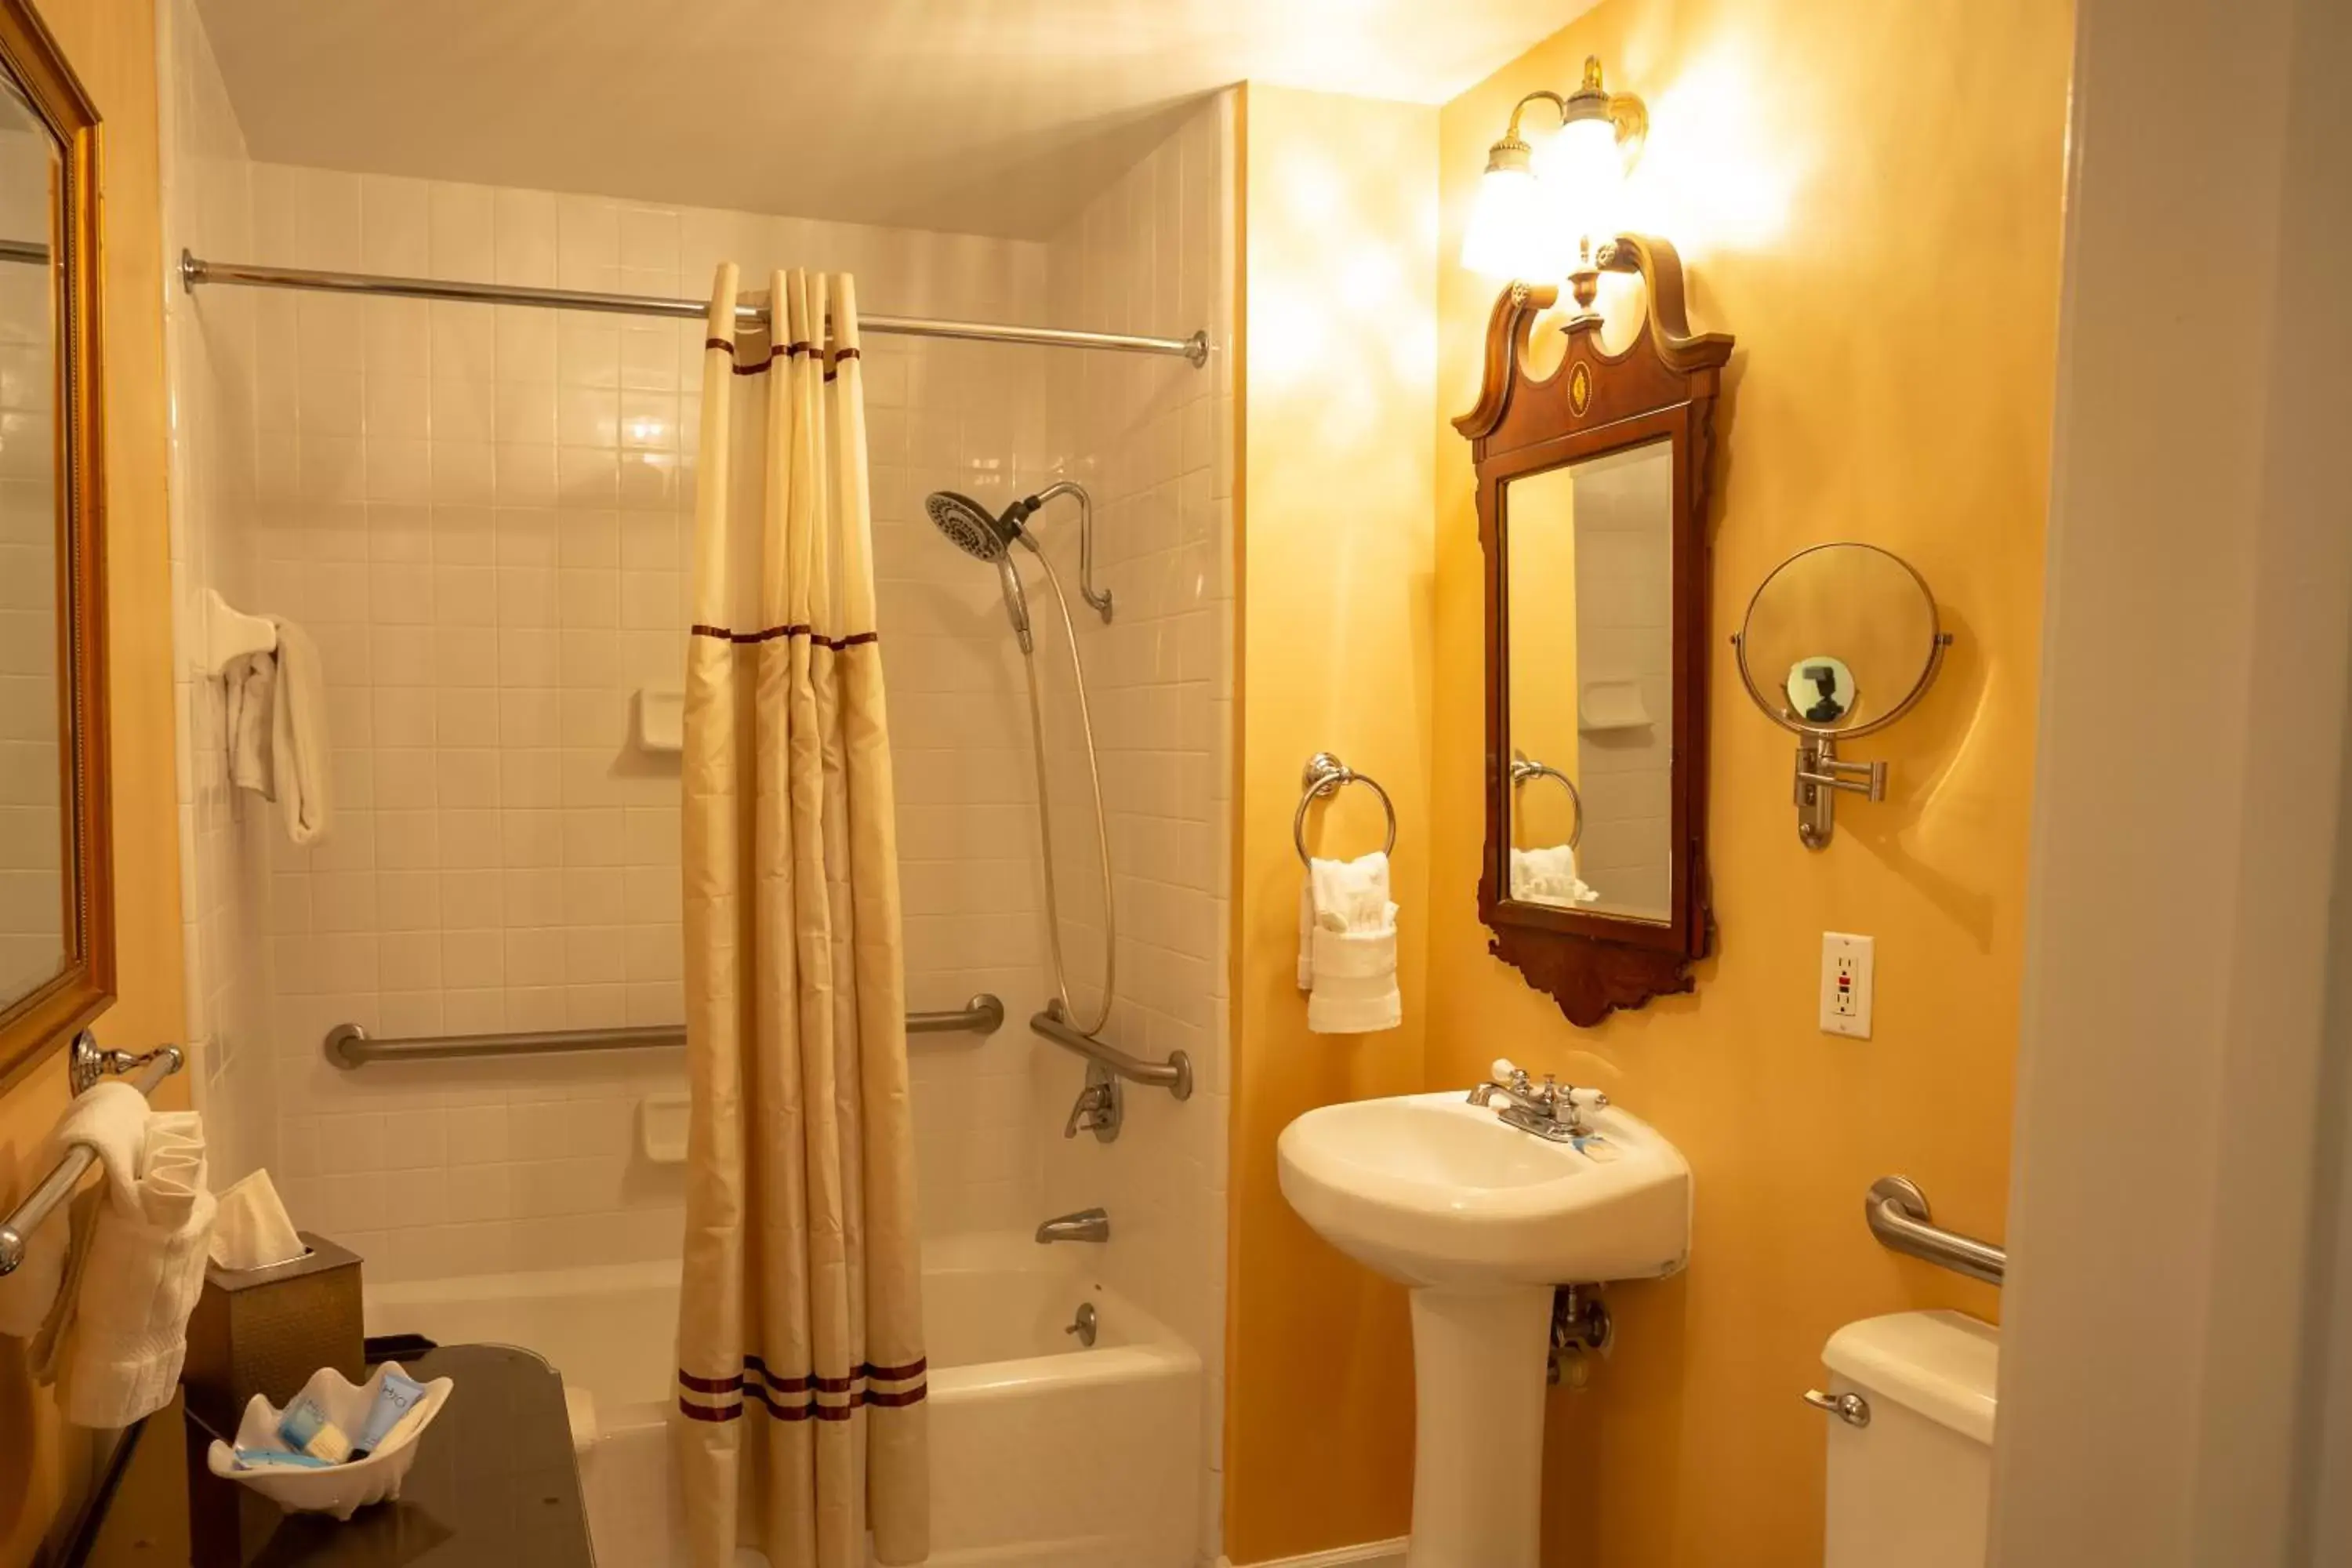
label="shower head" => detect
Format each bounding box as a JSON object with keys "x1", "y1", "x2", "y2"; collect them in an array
[
  {"x1": 924, "y1": 491, "x2": 1022, "y2": 562},
  {"x1": 925, "y1": 490, "x2": 1035, "y2": 652}
]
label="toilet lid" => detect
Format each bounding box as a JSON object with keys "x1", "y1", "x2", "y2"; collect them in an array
[{"x1": 1821, "y1": 1309, "x2": 1998, "y2": 1444}]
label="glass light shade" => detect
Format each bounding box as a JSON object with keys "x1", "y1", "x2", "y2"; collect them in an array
[
  {"x1": 1534, "y1": 115, "x2": 1627, "y2": 249},
  {"x1": 1461, "y1": 163, "x2": 1567, "y2": 281}
]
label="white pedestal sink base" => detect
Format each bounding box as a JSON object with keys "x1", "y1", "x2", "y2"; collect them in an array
[{"x1": 1406, "y1": 1286, "x2": 1553, "y2": 1568}]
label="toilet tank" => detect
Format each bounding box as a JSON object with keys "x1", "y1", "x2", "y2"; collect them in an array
[{"x1": 1820, "y1": 1309, "x2": 1998, "y2": 1568}]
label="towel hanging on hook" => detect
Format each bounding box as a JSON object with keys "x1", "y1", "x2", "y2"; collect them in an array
[{"x1": 194, "y1": 589, "x2": 275, "y2": 677}]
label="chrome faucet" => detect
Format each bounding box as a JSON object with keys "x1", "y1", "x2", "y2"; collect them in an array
[
  {"x1": 1468, "y1": 1058, "x2": 1606, "y2": 1142},
  {"x1": 1035, "y1": 1207, "x2": 1110, "y2": 1243}
]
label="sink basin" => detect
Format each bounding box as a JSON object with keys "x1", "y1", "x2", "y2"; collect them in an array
[
  {"x1": 1277, "y1": 1091, "x2": 1690, "y2": 1289},
  {"x1": 1278, "y1": 1088, "x2": 1691, "y2": 1568}
]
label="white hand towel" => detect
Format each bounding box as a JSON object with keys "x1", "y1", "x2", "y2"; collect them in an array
[
  {"x1": 208, "y1": 1169, "x2": 306, "y2": 1271},
  {"x1": 0, "y1": 1081, "x2": 150, "y2": 1338},
  {"x1": 1301, "y1": 853, "x2": 1402, "y2": 1034},
  {"x1": 1510, "y1": 844, "x2": 1599, "y2": 906},
  {"x1": 223, "y1": 617, "x2": 331, "y2": 845},
  {"x1": 60, "y1": 1109, "x2": 217, "y2": 1428}
]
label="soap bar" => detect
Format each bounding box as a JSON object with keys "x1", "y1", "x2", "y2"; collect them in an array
[{"x1": 277, "y1": 1395, "x2": 352, "y2": 1463}]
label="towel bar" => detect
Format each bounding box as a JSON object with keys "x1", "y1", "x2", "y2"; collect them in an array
[
  {"x1": 1294, "y1": 751, "x2": 1397, "y2": 866},
  {"x1": 1508, "y1": 749, "x2": 1584, "y2": 849},
  {"x1": 0, "y1": 1033, "x2": 184, "y2": 1277},
  {"x1": 324, "y1": 993, "x2": 1005, "y2": 1069}
]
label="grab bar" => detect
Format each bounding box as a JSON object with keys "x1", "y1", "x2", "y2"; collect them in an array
[
  {"x1": 1, "y1": 1036, "x2": 185, "y2": 1277},
  {"x1": 325, "y1": 993, "x2": 1005, "y2": 1069},
  {"x1": 1029, "y1": 1003, "x2": 1192, "y2": 1100},
  {"x1": 1865, "y1": 1175, "x2": 2006, "y2": 1286}
]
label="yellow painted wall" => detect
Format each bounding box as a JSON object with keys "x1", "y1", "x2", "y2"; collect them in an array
[
  {"x1": 1224, "y1": 84, "x2": 1439, "y2": 1564},
  {"x1": 1, "y1": 0, "x2": 187, "y2": 1558},
  {"x1": 1426, "y1": 0, "x2": 2071, "y2": 1562},
  {"x1": 1501, "y1": 466, "x2": 1578, "y2": 849}
]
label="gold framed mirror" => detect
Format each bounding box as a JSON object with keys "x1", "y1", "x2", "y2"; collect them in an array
[{"x1": 0, "y1": 0, "x2": 114, "y2": 1092}]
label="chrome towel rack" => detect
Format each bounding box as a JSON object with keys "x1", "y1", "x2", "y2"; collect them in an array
[
  {"x1": 0, "y1": 1034, "x2": 184, "y2": 1278},
  {"x1": 1029, "y1": 1002, "x2": 1191, "y2": 1099},
  {"x1": 325, "y1": 993, "x2": 1004, "y2": 1069},
  {"x1": 1294, "y1": 751, "x2": 1397, "y2": 866},
  {"x1": 1508, "y1": 749, "x2": 1584, "y2": 849},
  {"x1": 1865, "y1": 1175, "x2": 2006, "y2": 1286}
]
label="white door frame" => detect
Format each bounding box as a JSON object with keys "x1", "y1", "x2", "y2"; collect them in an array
[{"x1": 1991, "y1": 0, "x2": 2352, "y2": 1563}]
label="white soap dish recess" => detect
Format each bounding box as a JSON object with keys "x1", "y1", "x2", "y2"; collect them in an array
[
  {"x1": 1578, "y1": 680, "x2": 1653, "y2": 733},
  {"x1": 634, "y1": 689, "x2": 683, "y2": 753},
  {"x1": 639, "y1": 1091, "x2": 688, "y2": 1163}
]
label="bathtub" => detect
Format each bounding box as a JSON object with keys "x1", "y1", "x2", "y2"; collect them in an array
[{"x1": 364, "y1": 1233, "x2": 1203, "y2": 1566}]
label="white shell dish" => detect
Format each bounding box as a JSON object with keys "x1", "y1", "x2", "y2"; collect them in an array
[{"x1": 203, "y1": 1362, "x2": 454, "y2": 1519}]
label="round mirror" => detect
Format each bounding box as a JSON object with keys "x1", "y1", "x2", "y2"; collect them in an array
[{"x1": 1734, "y1": 543, "x2": 1945, "y2": 738}]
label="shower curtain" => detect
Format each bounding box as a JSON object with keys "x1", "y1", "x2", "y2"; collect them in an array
[{"x1": 673, "y1": 265, "x2": 928, "y2": 1568}]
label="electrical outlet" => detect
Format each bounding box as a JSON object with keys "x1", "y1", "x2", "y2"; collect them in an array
[{"x1": 1820, "y1": 932, "x2": 1874, "y2": 1039}]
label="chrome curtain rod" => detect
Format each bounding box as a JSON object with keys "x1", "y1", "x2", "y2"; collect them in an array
[
  {"x1": 179, "y1": 252, "x2": 1209, "y2": 367},
  {"x1": 323, "y1": 992, "x2": 1005, "y2": 1069}
]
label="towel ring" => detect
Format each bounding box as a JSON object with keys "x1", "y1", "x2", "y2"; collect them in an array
[
  {"x1": 1509, "y1": 750, "x2": 1584, "y2": 850},
  {"x1": 1294, "y1": 751, "x2": 1397, "y2": 866}
]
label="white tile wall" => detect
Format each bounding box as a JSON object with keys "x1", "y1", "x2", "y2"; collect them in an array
[
  {"x1": 0, "y1": 129, "x2": 62, "y2": 1003},
  {"x1": 1031, "y1": 91, "x2": 1237, "y2": 1559},
  {"x1": 1569, "y1": 449, "x2": 1674, "y2": 917},
  {"x1": 162, "y1": 0, "x2": 276, "y2": 1186}
]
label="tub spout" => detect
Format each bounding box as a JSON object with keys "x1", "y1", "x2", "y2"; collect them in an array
[{"x1": 1035, "y1": 1207, "x2": 1110, "y2": 1244}]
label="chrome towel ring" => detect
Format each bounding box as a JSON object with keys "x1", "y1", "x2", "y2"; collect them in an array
[
  {"x1": 1509, "y1": 749, "x2": 1584, "y2": 849},
  {"x1": 1294, "y1": 751, "x2": 1397, "y2": 866}
]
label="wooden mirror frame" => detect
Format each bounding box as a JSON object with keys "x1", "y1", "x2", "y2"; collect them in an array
[
  {"x1": 0, "y1": 0, "x2": 114, "y2": 1094},
  {"x1": 1454, "y1": 235, "x2": 1730, "y2": 1025}
]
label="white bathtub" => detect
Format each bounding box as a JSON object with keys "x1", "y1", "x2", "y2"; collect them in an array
[{"x1": 364, "y1": 1233, "x2": 1202, "y2": 1566}]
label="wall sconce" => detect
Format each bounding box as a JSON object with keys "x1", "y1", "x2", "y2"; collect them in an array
[{"x1": 1461, "y1": 56, "x2": 1649, "y2": 284}]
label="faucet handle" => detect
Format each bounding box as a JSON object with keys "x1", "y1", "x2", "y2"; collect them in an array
[{"x1": 1491, "y1": 1058, "x2": 1531, "y2": 1092}]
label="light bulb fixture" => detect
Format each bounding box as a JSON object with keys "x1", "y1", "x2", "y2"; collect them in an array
[{"x1": 1460, "y1": 55, "x2": 1649, "y2": 285}]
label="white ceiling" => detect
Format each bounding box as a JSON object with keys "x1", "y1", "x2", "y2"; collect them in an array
[{"x1": 191, "y1": 0, "x2": 1588, "y2": 240}]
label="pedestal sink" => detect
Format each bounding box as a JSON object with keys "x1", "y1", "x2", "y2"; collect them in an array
[{"x1": 1277, "y1": 1087, "x2": 1690, "y2": 1568}]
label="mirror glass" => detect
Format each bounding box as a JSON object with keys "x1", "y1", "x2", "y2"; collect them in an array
[
  {"x1": 1501, "y1": 437, "x2": 1673, "y2": 924},
  {"x1": 1738, "y1": 543, "x2": 1939, "y2": 735},
  {"x1": 0, "y1": 72, "x2": 67, "y2": 1009}
]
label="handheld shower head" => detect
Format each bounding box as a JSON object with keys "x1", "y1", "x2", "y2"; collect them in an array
[{"x1": 925, "y1": 490, "x2": 1034, "y2": 651}]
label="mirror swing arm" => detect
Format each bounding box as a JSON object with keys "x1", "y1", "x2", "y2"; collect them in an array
[{"x1": 1455, "y1": 234, "x2": 1734, "y2": 1026}]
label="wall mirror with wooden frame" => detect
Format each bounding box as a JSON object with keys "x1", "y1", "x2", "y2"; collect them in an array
[
  {"x1": 1454, "y1": 236, "x2": 1730, "y2": 1025},
  {"x1": 0, "y1": 0, "x2": 114, "y2": 1092}
]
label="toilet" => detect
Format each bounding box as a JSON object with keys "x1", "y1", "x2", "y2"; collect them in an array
[{"x1": 1820, "y1": 1309, "x2": 1999, "y2": 1567}]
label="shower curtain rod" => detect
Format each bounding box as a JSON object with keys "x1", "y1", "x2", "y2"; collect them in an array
[{"x1": 176, "y1": 251, "x2": 1210, "y2": 366}]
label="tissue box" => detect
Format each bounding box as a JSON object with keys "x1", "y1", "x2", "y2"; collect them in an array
[{"x1": 181, "y1": 1231, "x2": 365, "y2": 1439}]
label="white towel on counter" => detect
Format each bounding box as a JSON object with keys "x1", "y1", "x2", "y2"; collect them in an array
[
  {"x1": 60, "y1": 1109, "x2": 216, "y2": 1428},
  {"x1": 1298, "y1": 851, "x2": 1403, "y2": 1034},
  {"x1": 1509, "y1": 844, "x2": 1599, "y2": 906},
  {"x1": 224, "y1": 615, "x2": 331, "y2": 845},
  {"x1": 0, "y1": 1080, "x2": 150, "y2": 1340}
]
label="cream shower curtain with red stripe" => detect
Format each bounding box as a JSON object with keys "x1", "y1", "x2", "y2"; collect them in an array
[{"x1": 673, "y1": 265, "x2": 928, "y2": 1568}]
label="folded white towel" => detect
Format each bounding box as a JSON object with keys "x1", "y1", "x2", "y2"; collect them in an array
[
  {"x1": 224, "y1": 616, "x2": 331, "y2": 845},
  {"x1": 1510, "y1": 844, "x2": 1599, "y2": 906},
  {"x1": 209, "y1": 1169, "x2": 306, "y2": 1272},
  {"x1": 1300, "y1": 852, "x2": 1401, "y2": 1034},
  {"x1": 60, "y1": 1109, "x2": 216, "y2": 1428},
  {"x1": 0, "y1": 1081, "x2": 149, "y2": 1339}
]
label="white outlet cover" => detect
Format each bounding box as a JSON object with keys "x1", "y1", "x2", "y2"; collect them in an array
[{"x1": 1821, "y1": 931, "x2": 1874, "y2": 1039}]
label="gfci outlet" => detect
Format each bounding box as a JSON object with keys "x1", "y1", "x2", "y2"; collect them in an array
[{"x1": 1820, "y1": 932, "x2": 1874, "y2": 1039}]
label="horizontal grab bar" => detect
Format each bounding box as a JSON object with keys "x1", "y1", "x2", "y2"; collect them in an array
[
  {"x1": 1029, "y1": 1004, "x2": 1192, "y2": 1099},
  {"x1": 325, "y1": 993, "x2": 1005, "y2": 1069},
  {"x1": 1, "y1": 1037, "x2": 183, "y2": 1277},
  {"x1": 1865, "y1": 1175, "x2": 2005, "y2": 1286}
]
